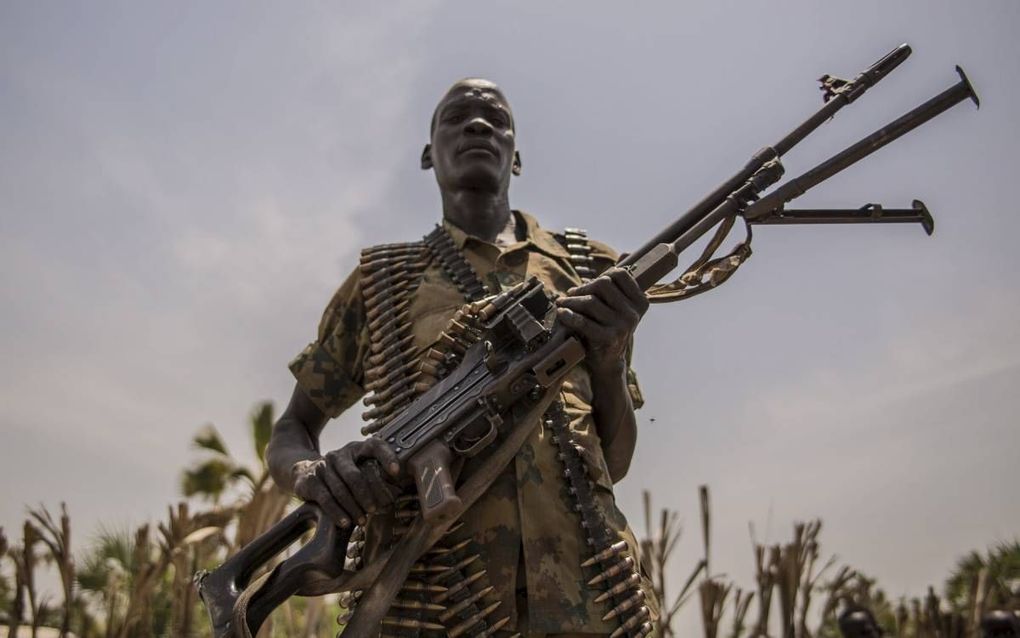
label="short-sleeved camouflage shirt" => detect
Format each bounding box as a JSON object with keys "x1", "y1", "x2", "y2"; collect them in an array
[{"x1": 289, "y1": 211, "x2": 659, "y2": 634}]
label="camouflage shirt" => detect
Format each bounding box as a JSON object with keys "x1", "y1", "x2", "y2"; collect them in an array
[{"x1": 289, "y1": 211, "x2": 659, "y2": 634}]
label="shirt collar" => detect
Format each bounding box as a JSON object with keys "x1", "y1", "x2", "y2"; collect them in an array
[{"x1": 441, "y1": 210, "x2": 570, "y2": 259}]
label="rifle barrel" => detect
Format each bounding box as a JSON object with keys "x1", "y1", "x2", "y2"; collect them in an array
[{"x1": 620, "y1": 43, "x2": 911, "y2": 267}]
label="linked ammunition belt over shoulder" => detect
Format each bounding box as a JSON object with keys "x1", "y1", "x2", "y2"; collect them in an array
[
  {"x1": 358, "y1": 239, "x2": 430, "y2": 434},
  {"x1": 349, "y1": 227, "x2": 510, "y2": 637},
  {"x1": 423, "y1": 226, "x2": 490, "y2": 302},
  {"x1": 560, "y1": 227, "x2": 598, "y2": 281}
]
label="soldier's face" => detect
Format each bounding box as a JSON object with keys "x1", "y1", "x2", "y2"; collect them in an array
[{"x1": 428, "y1": 81, "x2": 517, "y2": 194}]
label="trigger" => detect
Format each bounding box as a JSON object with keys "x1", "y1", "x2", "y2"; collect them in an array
[{"x1": 454, "y1": 411, "x2": 502, "y2": 457}]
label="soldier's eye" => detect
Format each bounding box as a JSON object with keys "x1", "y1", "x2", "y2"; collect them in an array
[{"x1": 443, "y1": 110, "x2": 467, "y2": 124}]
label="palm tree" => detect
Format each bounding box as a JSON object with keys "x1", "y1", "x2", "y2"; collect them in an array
[
  {"x1": 9, "y1": 521, "x2": 42, "y2": 638},
  {"x1": 180, "y1": 401, "x2": 290, "y2": 549},
  {"x1": 76, "y1": 526, "x2": 135, "y2": 637},
  {"x1": 944, "y1": 539, "x2": 1020, "y2": 634}
]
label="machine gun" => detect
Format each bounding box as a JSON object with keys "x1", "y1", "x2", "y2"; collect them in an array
[{"x1": 197, "y1": 43, "x2": 979, "y2": 637}]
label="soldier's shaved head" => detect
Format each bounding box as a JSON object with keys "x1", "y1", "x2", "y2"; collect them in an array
[{"x1": 430, "y1": 78, "x2": 515, "y2": 135}]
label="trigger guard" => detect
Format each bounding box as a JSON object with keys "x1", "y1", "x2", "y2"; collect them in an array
[{"x1": 452, "y1": 420, "x2": 498, "y2": 457}]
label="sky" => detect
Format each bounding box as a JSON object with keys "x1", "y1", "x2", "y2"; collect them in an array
[{"x1": 1, "y1": 1, "x2": 1018, "y2": 631}]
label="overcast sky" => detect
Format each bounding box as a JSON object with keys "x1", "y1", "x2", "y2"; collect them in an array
[{"x1": 2, "y1": 1, "x2": 1017, "y2": 631}]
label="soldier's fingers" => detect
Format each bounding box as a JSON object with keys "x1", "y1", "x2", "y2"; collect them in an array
[
  {"x1": 326, "y1": 451, "x2": 371, "y2": 520},
  {"x1": 362, "y1": 461, "x2": 395, "y2": 508},
  {"x1": 301, "y1": 477, "x2": 351, "y2": 529},
  {"x1": 319, "y1": 463, "x2": 363, "y2": 526},
  {"x1": 565, "y1": 277, "x2": 599, "y2": 297},
  {"x1": 557, "y1": 307, "x2": 613, "y2": 344},
  {"x1": 556, "y1": 294, "x2": 615, "y2": 326},
  {"x1": 592, "y1": 278, "x2": 642, "y2": 330},
  {"x1": 358, "y1": 438, "x2": 401, "y2": 477},
  {"x1": 588, "y1": 275, "x2": 637, "y2": 317},
  {"x1": 606, "y1": 268, "x2": 649, "y2": 314},
  {"x1": 334, "y1": 451, "x2": 379, "y2": 514}
]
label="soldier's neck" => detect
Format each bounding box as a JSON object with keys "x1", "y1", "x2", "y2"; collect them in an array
[{"x1": 440, "y1": 189, "x2": 512, "y2": 244}]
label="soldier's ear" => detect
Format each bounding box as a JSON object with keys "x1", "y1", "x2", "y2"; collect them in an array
[
  {"x1": 421, "y1": 144, "x2": 433, "y2": 170},
  {"x1": 512, "y1": 150, "x2": 522, "y2": 176}
]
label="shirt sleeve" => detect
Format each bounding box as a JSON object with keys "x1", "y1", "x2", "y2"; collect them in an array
[
  {"x1": 589, "y1": 239, "x2": 645, "y2": 410},
  {"x1": 288, "y1": 267, "x2": 369, "y2": 418}
]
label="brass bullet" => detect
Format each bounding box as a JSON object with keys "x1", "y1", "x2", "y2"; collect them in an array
[
  {"x1": 478, "y1": 616, "x2": 511, "y2": 636},
  {"x1": 448, "y1": 600, "x2": 502, "y2": 638},
  {"x1": 399, "y1": 579, "x2": 447, "y2": 594},
  {"x1": 380, "y1": 617, "x2": 445, "y2": 630},
  {"x1": 434, "y1": 569, "x2": 486, "y2": 603},
  {"x1": 587, "y1": 556, "x2": 635, "y2": 586},
  {"x1": 391, "y1": 597, "x2": 446, "y2": 612},
  {"x1": 438, "y1": 585, "x2": 495, "y2": 622},
  {"x1": 601, "y1": 589, "x2": 645, "y2": 621},
  {"x1": 581, "y1": 540, "x2": 628, "y2": 567},
  {"x1": 608, "y1": 606, "x2": 650, "y2": 638}
]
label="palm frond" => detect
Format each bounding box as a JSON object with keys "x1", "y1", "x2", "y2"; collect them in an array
[
  {"x1": 250, "y1": 401, "x2": 275, "y2": 465},
  {"x1": 191, "y1": 423, "x2": 230, "y2": 457}
]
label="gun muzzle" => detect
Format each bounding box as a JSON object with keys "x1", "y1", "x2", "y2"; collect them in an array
[{"x1": 849, "y1": 43, "x2": 913, "y2": 101}]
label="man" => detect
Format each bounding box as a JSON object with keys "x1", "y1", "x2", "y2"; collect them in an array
[{"x1": 266, "y1": 78, "x2": 659, "y2": 636}]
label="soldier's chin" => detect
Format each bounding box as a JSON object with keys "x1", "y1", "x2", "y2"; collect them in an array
[{"x1": 454, "y1": 167, "x2": 503, "y2": 192}]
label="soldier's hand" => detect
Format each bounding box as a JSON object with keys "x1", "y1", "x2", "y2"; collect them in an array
[
  {"x1": 555, "y1": 267, "x2": 648, "y2": 375},
  {"x1": 291, "y1": 438, "x2": 401, "y2": 528}
]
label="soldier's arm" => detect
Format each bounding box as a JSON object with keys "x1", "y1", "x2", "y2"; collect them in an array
[
  {"x1": 266, "y1": 384, "x2": 401, "y2": 528},
  {"x1": 588, "y1": 366, "x2": 639, "y2": 482},
  {"x1": 267, "y1": 267, "x2": 399, "y2": 528},
  {"x1": 266, "y1": 384, "x2": 329, "y2": 494}
]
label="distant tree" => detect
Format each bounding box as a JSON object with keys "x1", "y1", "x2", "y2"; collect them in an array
[
  {"x1": 76, "y1": 526, "x2": 137, "y2": 636},
  {"x1": 946, "y1": 540, "x2": 1020, "y2": 610},
  {"x1": 28, "y1": 503, "x2": 75, "y2": 636}
]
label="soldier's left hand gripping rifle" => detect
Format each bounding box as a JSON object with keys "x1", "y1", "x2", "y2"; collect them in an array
[{"x1": 196, "y1": 43, "x2": 979, "y2": 637}]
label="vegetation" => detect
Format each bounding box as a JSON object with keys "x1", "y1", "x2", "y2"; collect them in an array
[
  {"x1": 640, "y1": 487, "x2": 1019, "y2": 638},
  {"x1": 0, "y1": 402, "x2": 1016, "y2": 637}
]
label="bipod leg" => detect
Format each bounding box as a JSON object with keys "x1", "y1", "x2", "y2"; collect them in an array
[{"x1": 749, "y1": 200, "x2": 934, "y2": 235}]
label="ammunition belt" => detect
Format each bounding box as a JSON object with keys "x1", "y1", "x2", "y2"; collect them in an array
[
  {"x1": 561, "y1": 227, "x2": 598, "y2": 282},
  {"x1": 553, "y1": 229, "x2": 651, "y2": 635},
  {"x1": 423, "y1": 225, "x2": 489, "y2": 302},
  {"x1": 544, "y1": 404, "x2": 652, "y2": 638},
  {"x1": 358, "y1": 239, "x2": 431, "y2": 436},
  {"x1": 347, "y1": 227, "x2": 509, "y2": 637}
]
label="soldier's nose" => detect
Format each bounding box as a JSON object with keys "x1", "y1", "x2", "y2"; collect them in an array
[{"x1": 464, "y1": 117, "x2": 493, "y2": 135}]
